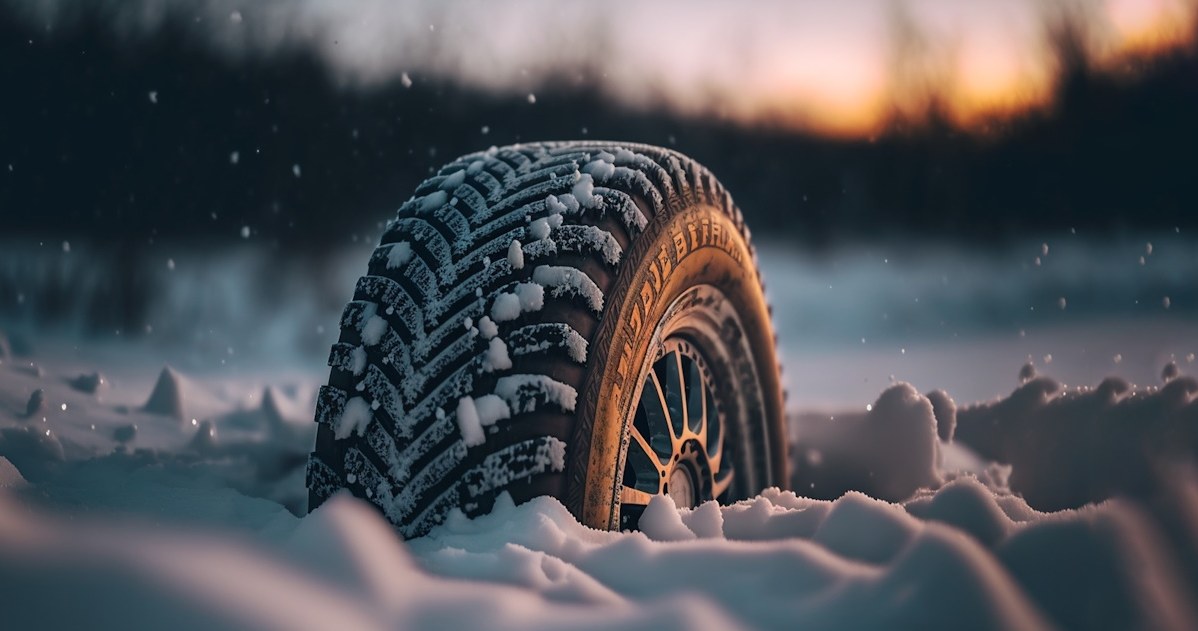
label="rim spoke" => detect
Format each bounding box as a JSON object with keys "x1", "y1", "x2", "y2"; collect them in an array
[
  {"x1": 705, "y1": 386, "x2": 722, "y2": 461},
  {"x1": 629, "y1": 424, "x2": 667, "y2": 472},
  {"x1": 641, "y1": 370, "x2": 674, "y2": 457},
  {"x1": 651, "y1": 368, "x2": 680, "y2": 447},
  {"x1": 665, "y1": 350, "x2": 687, "y2": 440},
  {"x1": 620, "y1": 485, "x2": 657, "y2": 508},
  {"x1": 687, "y1": 356, "x2": 705, "y2": 437}
]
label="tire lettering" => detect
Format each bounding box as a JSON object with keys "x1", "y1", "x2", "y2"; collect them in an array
[
  {"x1": 656, "y1": 245, "x2": 672, "y2": 281},
  {"x1": 639, "y1": 282, "x2": 655, "y2": 325},
  {"x1": 673, "y1": 231, "x2": 687, "y2": 260}
]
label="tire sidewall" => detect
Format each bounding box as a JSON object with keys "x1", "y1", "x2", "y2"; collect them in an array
[{"x1": 570, "y1": 203, "x2": 786, "y2": 529}]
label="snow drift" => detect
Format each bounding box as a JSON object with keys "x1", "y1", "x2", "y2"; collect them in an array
[
  {"x1": 2, "y1": 470, "x2": 1196, "y2": 631},
  {"x1": 3, "y1": 346, "x2": 1198, "y2": 629}
]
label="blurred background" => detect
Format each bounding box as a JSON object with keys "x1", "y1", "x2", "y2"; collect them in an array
[{"x1": 1, "y1": 0, "x2": 1196, "y2": 407}]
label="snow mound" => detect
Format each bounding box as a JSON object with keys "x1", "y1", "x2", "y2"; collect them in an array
[
  {"x1": 0, "y1": 456, "x2": 27, "y2": 488},
  {"x1": 905, "y1": 477, "x2": 1014, "y2": 547},
  {"x1": 639, "y1": 495, "x2": 697, "y2": 542},
  {"x1": 812, "y1": 491, "x2": 920, "y2": 564},
  {"x1": 1000, "y1": 500, "x2": 1196, "y2": 631},
  {"x1": 143, "y1": 366, "x2": 185, "y2": 419},
  {"x1": 793, "y1": 382, "x2": 942, "y2": 502},
  {"x1": 956, "y1": 371, "x2": 1198, "y2": 510},
  {"x1": 285, "y1": 492, "x2": 418, "y2": 605}
]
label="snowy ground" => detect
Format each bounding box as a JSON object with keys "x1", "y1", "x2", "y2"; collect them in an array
[{"x1": 2, "y1": 234, "x2": 1197, "y2": 630}]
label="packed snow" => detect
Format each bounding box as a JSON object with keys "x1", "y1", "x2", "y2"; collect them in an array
[
  {"x1": 490, "y1": 282, "x2": 545, "y2": 322},
  {"x1": 532, "y1": 265, "x2": 604, "y2": 313},
  {"x1": 386, "y1": 241, "x2": 413, "y2": 269},
  {"x1": 482, "y1": 336, "x2": 512, "y2": 372},
  {"x1": 454, "y1": 396, "x2": 485, "y2": 447},
  {"x1": 336, "y1": 396, "x2": 372, "y2": 439},
  {"x1": 507, "y1": 239, "x2": 524, "y2": 270}
]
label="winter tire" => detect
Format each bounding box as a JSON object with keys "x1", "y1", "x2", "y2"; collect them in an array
[{"x1": 307, "y1": 142, "x2": 786, "y2": 537}]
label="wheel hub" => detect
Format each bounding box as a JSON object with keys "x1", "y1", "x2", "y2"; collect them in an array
[{"x1": 667, "y1": 465, "x2": 695, "y2": 508}]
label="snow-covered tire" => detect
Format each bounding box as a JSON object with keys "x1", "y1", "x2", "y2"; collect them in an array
[{"x1": 307, "y1": 142, "x2": 786, "y2": 537}]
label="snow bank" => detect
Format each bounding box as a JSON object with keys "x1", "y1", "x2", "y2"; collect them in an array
[
  {"x1": 956, "y1": 369, "x2": 1198, "y2": 510},
  {"x1": 791, "y1": 366, "x2": 1198, "y2": 514},
  {"x1": 6, "y1": 452, "x2": 1196, "y2": 631},
  {"x1": 3, "y1": 336, "x2": 1198, "y2": 630},
  {"x1": 411, "y1": 483, "x2": 1197, "y2": 631},
  {"x1": 792, "y1": 382, "x2": 942, "y2": 502}
]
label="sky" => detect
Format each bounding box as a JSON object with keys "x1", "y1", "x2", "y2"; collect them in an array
[
  {"x1": 8, "y1": 0, "x2": 1197, "y2": 137},
  {"x1": 1, "y1": 0, "x2": 1196, "y2": 248}
]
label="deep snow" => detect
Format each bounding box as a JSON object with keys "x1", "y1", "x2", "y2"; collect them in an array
[
  {"x1": 2, "y1": 341, "x2": 1198, "y2": 630},
  {"x1": 2, "y1": 235, "x2": 1197, "y2": 630}
]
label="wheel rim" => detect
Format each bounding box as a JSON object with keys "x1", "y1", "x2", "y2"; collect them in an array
[{"x1": 619, "y1": 337, "x2": 735, "y2": 526}]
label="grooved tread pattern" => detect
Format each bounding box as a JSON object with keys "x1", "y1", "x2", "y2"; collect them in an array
[{"x1": 307, "y1": 142, "x2": 762, "y2": 538}]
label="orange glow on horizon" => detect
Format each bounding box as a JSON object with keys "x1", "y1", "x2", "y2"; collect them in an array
[
  {"x1": 1106, "y1": 0, "x2": 1197, "y2": 57},
  {"x1": 34, "y1": 0, "x2": 1196, "y2": 140},
  {"x1": 732, "y1": 0, "x2": 1198, "y2": 137}
]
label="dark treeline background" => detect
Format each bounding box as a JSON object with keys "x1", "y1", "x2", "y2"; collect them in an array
[{"x1": 1, "y1": 8, "x2": 1196, "y2": 250}]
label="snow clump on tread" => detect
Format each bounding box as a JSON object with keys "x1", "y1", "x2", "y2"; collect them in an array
[{"x1": 308, "y1": 142, "x2": 757, "y2": 538}]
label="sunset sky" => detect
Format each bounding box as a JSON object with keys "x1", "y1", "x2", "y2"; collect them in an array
[{"x1": 13, "y1": 0, "x2": 1194, "y2": 137}]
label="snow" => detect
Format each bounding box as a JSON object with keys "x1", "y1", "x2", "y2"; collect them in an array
[
  {"x1": 490, "y1": 283, "x2": 546, "y2": 323},
  {"x1": 533, "y1": 265, "x2": 604, "y2": 313},
  {"x1": 482, "y1": 336, "x2": 512, "y2": 372},
  {"x1": 349, "y1": 345, "x2": 367, "y2": 376},
  {"x1": 0, "y1": 456, "x2": 27, "y2": 488},
  {"x1": 614, "y1": 148, "x2": 639, "y2": 165},
  {"x1": 528, "y1": 213, "x2": 561, "y2": 241},
  {"x1": 582, "y1": 158, "x2": 616, "y2": 181},
  {"x1": 335, "y1": 396, "x2": 372, "y2": 439},
  {"x1": 563, "y1": 328, "x2": 588, "y2": 363},
  {"x1": 507, "y1": 238, "x2": 524, "y2": 270},
  {"x1": 3, "y1": 230, "x2": 1198, "y2": 629},
  {"x1": 560, "y1": 224, "x2": 622, "y2": 265},
  {"x1": 571, "y1": 173, "x2": 600, "y2": 208},
  {"x1": 360, "y1": 314, "x2": 388, "y2": 346},
  {"x1": 440, "y1": 169, "x2": 466, "y2": 191},
  {"x1": 418, "y1": 190, "x2": 448, "y2": 213},
  {"x1": 639, "y1": 495, "x2": 698, "y2": 541},
  {"x1": 490, "y1": 293, "x2": 521, "y2": 322},
  {"x1": 477, "y1": 315, "x2": 498, "y2": 339},
  {"x1": 472, "y1": 394, "x2": 510, "y2": 426},
  {"x1": 515, "y1": 282, "x2": 545, "y2": 311},
  {"x1": 544, "y1": 194, "x2": 568, "y2": 215},
  {"x1": 455, "y1": 396, "x2": 484, "y2": 447},
  {"x1": 495, "y1": 374, "x2": 578, "y2": 413},
  {"x1": 143, "y1": 366, "x2": 186, "y2": 419},
  {"x1": 386, "y1": 241, "x2": 413, "y2": 269},
  {"x1": 2, "y1": 348, "x2": 1198, "y2": 630}
]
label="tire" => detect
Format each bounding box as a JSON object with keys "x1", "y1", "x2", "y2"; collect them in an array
[{"x1": 307, "y1": 142, "x2": 786, "y2": 537}]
